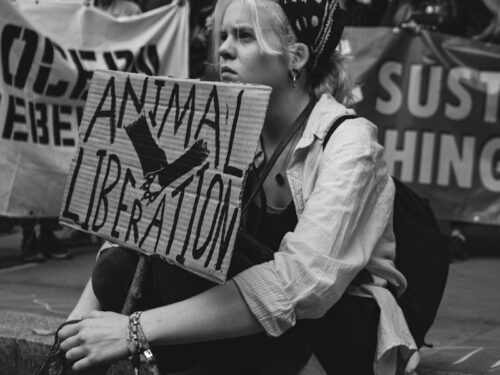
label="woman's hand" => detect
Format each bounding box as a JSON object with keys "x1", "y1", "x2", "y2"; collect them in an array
[{"x1": 58, "y1": 311, "x2": 130, "y2": 371}]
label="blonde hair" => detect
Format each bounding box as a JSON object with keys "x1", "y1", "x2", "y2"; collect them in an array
[{"x1": 210, "y1": 0, "x2": 353, "y2": 105}]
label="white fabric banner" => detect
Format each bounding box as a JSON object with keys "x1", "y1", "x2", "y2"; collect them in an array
[{"x1": 0, "y1": 0, "x2": 189, "y2": 217}]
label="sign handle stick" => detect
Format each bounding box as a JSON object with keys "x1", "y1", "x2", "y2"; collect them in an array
[{"x1": 121, "y1": 254, "x2": 149, "y2": 315}]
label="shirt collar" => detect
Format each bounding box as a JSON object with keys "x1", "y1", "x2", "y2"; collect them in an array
[
  {"x1": 251, "y1": 93, "x2": 355, "y2": 169},
  {"x1": 296, "y1": 93, "x2": 355, "y2": 150}
]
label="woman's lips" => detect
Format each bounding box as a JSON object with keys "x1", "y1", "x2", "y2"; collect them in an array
[{"x1": 220, "y1": 66, "x2": 236, "y2": 75}]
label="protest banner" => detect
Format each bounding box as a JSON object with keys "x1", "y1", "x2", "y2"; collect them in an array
[
  {"x1": 344, "y1": 27, "x2": 500, "y2": 225},
  {"x1": 0, "y1": 0, "x2": 188, "y2": 217},
  {"x1": 60, "y1": 70, "x2": 271, "y2": 283}
]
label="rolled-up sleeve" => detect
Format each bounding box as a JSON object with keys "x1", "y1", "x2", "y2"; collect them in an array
[{"x1": 232, "y1": 120, "x2": 394, "y2": 337}]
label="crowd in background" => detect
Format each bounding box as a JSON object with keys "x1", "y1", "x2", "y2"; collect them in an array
[{"x1": 343, "y1": 0, "x2": 500, "y2": 41}]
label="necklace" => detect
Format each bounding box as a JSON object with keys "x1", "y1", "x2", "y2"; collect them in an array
[{"x1": 261, "y1": 131, "x2": 299, "y2": 187}]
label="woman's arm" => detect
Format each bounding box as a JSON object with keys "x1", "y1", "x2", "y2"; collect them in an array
[
  {"x1": 59, "y1": 280, "x2": 262, "y2": 371},
  {"x1": 67, "y1": 278, "x2": 101, "y2": 320},
  {"x1": 232, "y1": 118, "x2": 396, "y2": 336},
  {"x1": 141, "y1": 280, "x2": 262, "y2": 345}
]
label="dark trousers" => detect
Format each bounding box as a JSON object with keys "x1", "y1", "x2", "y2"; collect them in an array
[
  {"x1": 92, "y1": 246, "x2": 379, "y2": 375},
  {"x1": 21, "y1": 218, "x2": 59, "y2": 237}
]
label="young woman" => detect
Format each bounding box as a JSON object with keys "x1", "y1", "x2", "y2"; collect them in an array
[{"x1": 59, "y1": 0, "x2": 418, "y2": 374}]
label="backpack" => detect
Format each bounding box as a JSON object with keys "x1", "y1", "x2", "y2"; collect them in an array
[{"x1": 324, "y1": 115, "x2": 450, "y2": 348}]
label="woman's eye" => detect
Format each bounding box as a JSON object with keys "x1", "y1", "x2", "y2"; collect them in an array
[
  {"x1": 237, "y1": 30, "x2": 254, "y2": 42},
  {"x1": 220, "y1": 31, "x2": 228, "y2": 42}
]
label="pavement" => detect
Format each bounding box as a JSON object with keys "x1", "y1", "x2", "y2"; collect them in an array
[{"x1": 0, "y1": 224, "x2": 499, "y2": 375}]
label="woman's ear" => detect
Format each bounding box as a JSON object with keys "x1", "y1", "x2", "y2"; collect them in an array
[{"x1": 289, "y1": 42, "x2": 310, "y2": 72}]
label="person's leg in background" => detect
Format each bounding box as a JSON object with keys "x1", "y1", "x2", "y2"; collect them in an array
[
  {"x1": 39, "y1": 218, "x2": 71, "y2": 260},
  {"x1": 20, "y1": 218, "x2": 44, "y2": 263},
  {"x1": 449, "y1": 221, "x2": 469, "y2": 261}
]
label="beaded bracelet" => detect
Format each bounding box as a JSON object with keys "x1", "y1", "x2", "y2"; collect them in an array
[
  {"x1": 127, "y1": 313, "x2": 140, "y2": 375},
  {"x1": 126, "y1": 316, "x2": 137, "y2": 355},
  {"x1": 128, "y1": 311, "x2": 159, "y2": 375}
]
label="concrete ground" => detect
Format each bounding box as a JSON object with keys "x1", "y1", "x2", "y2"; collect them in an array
[{"x1": 0, "y1": 224, "x2": 499, "y2": 375}]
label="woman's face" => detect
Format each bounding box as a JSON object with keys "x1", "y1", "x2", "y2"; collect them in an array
[{"x1": 218, "y1": 1, "x2": 289, "y2": 89}]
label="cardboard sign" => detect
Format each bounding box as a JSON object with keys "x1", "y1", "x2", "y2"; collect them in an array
[{"x1": 60, "y1": 70, "x2": 271, "y2": 283}]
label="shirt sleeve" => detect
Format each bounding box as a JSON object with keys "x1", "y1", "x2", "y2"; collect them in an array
[{"x1": 232, "y1": 120, "x2": 395, "y2": 337}]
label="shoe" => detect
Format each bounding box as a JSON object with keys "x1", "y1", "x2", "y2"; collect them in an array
[
  {"x1": 21, "y1": 231, "x2": 45, "y2": 263},
  {"x1": 40, "y1": 231, "x2": 72, "y2": 260}
]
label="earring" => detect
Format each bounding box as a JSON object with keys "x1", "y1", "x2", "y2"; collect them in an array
[{"x1": 289, "y1": 69, "x2": 300, "y2": 88}]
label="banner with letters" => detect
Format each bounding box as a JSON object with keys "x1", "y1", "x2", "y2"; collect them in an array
[
  {"x1": 60, "y1": 70, "x2": 271, "y2": 283},
  {"x1": 0, "y1": 0, "x2": 189, "y2": 217},
  {"x1": 344, "y1": 27, "x2": 500, "y2": 225}
]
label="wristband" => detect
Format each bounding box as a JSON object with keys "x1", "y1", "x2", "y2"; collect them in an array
[
  {"x1": 128, "y1": 311, "x2": 159, "y2": 375},
  {"x1": 126, "y1": 316, "x2": 138, "y2": 356}
]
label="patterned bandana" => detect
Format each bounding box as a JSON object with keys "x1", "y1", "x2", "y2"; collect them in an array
[{"x1": 277, "y1": 0, "x2": 346, "y2": 73}]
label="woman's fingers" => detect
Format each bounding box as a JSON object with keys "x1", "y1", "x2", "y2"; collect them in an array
[
  {"x1": 72, "y1": 357, "x2": 94, "y2": 373},
  {"x1": 58, "y1": 321, "x2": 81, "y2": 341},
  {"x1": 65, "y1": 345, "x2": 88, "y2": 363},
  {"x1": 68, "y1": 339, "x2": 127, "y2": 372},
  {"x1": 405, "y1": 351, "x2": 420, "y2": 374},
  {"x1": 59, "y1": 332, "x2": 83, "y2": 352}
]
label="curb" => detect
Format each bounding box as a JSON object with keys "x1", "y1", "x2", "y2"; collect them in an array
[
  {"x1": 0, "y1": 309, "x2": 61, "y2": 375},
  {"x1": 0, "y1": 335, "x2": 141, "y2": 375}
]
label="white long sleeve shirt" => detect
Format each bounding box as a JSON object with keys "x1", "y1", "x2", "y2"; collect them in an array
[{"x1": 232, "y1": 93, "x2": 417, "y2": 374}]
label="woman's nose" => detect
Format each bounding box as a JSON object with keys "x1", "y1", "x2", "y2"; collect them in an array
[{"x1": 219, "y1": 36, "x2": 235, "y2": 61}]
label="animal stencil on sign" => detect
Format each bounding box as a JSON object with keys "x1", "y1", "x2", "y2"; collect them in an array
[{"x1": 124, "y1": 114, "x2": 209, "y2": 205}]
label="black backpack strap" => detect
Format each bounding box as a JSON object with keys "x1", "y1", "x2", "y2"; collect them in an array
[
  {"x1": 242, "y1": 100, "x2": 315, "y2": 214},
  {"x1": 322, "y1": 114, "x2": 358, "y2": 149}
]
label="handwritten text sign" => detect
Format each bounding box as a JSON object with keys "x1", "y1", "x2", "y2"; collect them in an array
[{"x1": 60, "y1": 70, "x2": 271, "y2": 283}]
